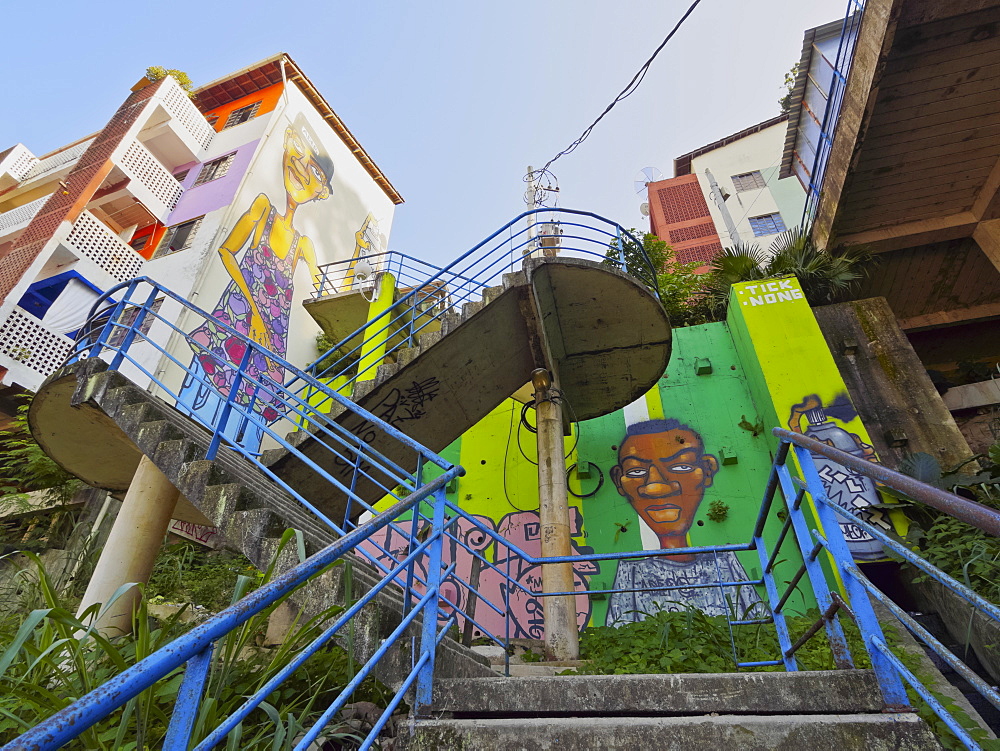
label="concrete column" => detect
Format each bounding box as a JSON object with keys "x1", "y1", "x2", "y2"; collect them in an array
[
  {"x1": 532, "y1": 368, "x2": 579, "y2": 661},
  {"x1": 76, "y1": 455, "x2": 179, "y2": 635}
]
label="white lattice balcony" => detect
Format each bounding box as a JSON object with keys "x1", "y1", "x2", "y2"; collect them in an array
[
  {"x1": 113, "y1": 139, "x2": 183, "y2": 222},
  {"x1": 63, "y1": 210, "x2": 147, "y2": 283},
  {"x1": 156, "y1": 75, "x2": 215, "y2": 152},
  {"x1": 0, "y1": 195, "x2": 48, "y2": 239},
  {"x1": 0, "y1": 144, "x2": 39, "y2": 190},
  {"x1": 0, "y1": 306, "x2": 74, "y2": 388}
]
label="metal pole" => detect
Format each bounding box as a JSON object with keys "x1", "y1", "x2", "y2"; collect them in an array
[{"x1": 532, "y1": 368, "x2": 579, "y2": 661}]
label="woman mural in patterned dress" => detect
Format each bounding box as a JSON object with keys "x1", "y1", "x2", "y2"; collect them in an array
[{"x1": 184, "y1": 114, "x2": 334, "y2": 431}]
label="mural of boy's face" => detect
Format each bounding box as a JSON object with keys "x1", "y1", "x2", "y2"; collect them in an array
[
  {"x1": 283, "y1": 127, "x2": 331, "y2": 206},
  {"x1": 611, "y1": 428, "x2": 719, "y2": 546}
]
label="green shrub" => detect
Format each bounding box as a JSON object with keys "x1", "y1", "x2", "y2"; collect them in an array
[{"x1": 0, "y1": 533, "x2": 389, "y2": 749}]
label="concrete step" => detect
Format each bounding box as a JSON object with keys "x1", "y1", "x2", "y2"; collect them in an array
[
  {"x1": 430, "y1": 671, "x2": 885, "y2": 716},
  {"x1": 406, "y1": 713, "x2": 940, "y2": 750},
  {"x1": 492, "y1": 663, "x2": 588, "y2": 677}
]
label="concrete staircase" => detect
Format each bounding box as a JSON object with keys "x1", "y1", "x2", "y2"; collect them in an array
[
  {"x1": 271, "y1": 256, "x2": 671, "y2": 525},
  {"x1": 31, "y1": 358, "x2": 494, "y2": 685},
  {"x1": 408, "y1": 671, "x2": 941, "y2": 749}
]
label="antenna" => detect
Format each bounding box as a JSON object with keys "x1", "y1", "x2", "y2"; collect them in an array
[
  {"x1": 639, "y1": 202, "x2": 650, "y2": 217},
  {"x1": 633, "y1": 167, "x2": 664, "y2": 194}
]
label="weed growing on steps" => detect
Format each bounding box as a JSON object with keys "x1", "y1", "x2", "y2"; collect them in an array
[
  {"x1": 577, "y1": 607, "x2": 997, "y2": 749},
  {"x1": 0, "y1": 531, "x2": 392, "y2": 749},
  {"x1": 146, "y1": 541, "x2": 251, "y2": 612}
]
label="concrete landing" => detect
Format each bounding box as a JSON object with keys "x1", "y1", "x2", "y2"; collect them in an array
[{"x1": 406, "y1": 713, "x2": 940, "y2": 750}]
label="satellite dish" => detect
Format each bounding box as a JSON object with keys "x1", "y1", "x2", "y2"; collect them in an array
[
  {"x1": 633, "y1": 167, "x2": 664, "y2": 194},
  {"x1": 640, "y1": 202, "x2": 650, "y2": 217}
]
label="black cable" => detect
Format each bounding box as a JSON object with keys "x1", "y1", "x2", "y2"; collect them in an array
[
  {"x1": 539, "y1": 0, "x2": 704, "y2": 174},
  {"x1": 503, "y1": 400, "x2": 533, "y2": 511},
  {"x1": 567, "y1": 462, "x2": 605, "y2": 499}
]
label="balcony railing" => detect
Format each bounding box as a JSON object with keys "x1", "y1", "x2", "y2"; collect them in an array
[
  {"x1": 64, "y1": 211, "x2": 147, "y2": 283},
  {"x1": 0, "y1": 195, "x2": 48, "y2": 237},
  {"x1": 20, "y1": 139, "x2": 95, "y2": 183},
  {"x1": 115, "y1": 139, "x2": 183, "y2": 220},
  {"x1": 0, "y1": 306, "x2": 74, "y2": 377},
  {"x1": 158, "y1": 75, "x2": 215, "y2": 151}
]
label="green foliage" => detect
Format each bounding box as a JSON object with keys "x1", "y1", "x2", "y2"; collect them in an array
[
  {"x1": 779, "y1": 62, "x2": 799, "y2": 115},
  {"x1": 315, "y1": 332, "x2": 358, "y2": 377},
  {"x1": 578, "y1": 608, "x2": 993, "y2": 747},
  {"x1": 700, "y1": 227, "x2": 876, "y2": 316},
  {"x1": 706, "y1": 500, "x2": 729, "y2": 523},
  {"x1": 0, "y1": 533, "x2": 389, "y2": 749},
  {"x1": 0, "y1": 401, "x2": 83, "y2": 507},
  {"x1": 605, "y1": 230, "x2": 714, "y2": 327},
  {"x1": 886, "y1": 443, "x2": 1000, "y2": 605},
  {"x1": 146, "y1": 542, "x2": 250, "y2": 612},
  {"x1": 578, "y1": 607, "x2": 871, "y2": 676},
  {"x1": 145, "y1": 66, "x2": 194, "y2": 95}
]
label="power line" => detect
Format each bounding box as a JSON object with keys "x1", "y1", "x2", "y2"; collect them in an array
[{"x1": 539, "y1": 0, "x2": 705, "y2": 175}]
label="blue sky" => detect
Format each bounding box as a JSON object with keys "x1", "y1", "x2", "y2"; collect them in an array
[{"x1": 1, "y1": 1, "x2": 845, "y2": 266}]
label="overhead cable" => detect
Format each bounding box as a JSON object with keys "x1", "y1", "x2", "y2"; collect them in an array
[{"x1": 539, "y1": 0, "x2": 704, "y2": 174}]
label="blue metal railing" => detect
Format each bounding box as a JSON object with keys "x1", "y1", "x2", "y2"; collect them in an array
[
  {"x1": 802, "y1": 0, "x2": 865, "y2": 224},
  {"x1": 297, "y1": 208, "x2": 658, "y2": 402}
]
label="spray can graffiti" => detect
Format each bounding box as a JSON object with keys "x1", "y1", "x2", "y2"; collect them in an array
[{"x1": 803, "y1": 406, "x2": 885, "y2": 561}]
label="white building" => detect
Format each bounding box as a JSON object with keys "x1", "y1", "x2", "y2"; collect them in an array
[
  {"x1": 0, "y1": 55, "x2": 401, "y2": 417},
  {"x1": 672, "y1": 115, "x2": 807, "y2": 251}
]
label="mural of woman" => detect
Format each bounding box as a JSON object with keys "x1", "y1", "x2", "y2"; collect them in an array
[{"x1": 183, "y1": 113, "x2": 334, "y2": 440}]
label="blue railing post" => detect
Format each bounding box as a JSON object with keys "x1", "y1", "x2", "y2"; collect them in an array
[
  {"x1": 89, "y1": 279, "x2": 139, "y2": 359},
  {"x1": 752, "y1": 532, "x2": 798, "y2": 671},
  {"x1": 774, "y1": 446, "x2": 855, "y2": 669},
  {"x1": 206, "y1": 344, "x2": 253, "y2": 461},
  {"x1": 791, "y1": 443, "x2": 910, "y2": 710},
  {"x1": 163, "y1": 644, "x2": 213, "y2": 750},
  {"x1": 109, "y1": 285, "x2": 159, "y2": 371},
  {"x1": 414, "y1": 487, "x2": 447, "y2": 715},
  {"x1": 402, "y1": 457, "x2": 425, "y2": 619}
]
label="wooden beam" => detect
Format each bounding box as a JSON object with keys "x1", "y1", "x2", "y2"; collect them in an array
[
  {"x1": 899, "y1": 301, "x2": 1000, "y2": 330},
  {"x1": 972, "y1": 219, "x2": 1000, "y2": 272},
  {"x1": 835, "y1": 211, "x2": 978, "y2": 251}
]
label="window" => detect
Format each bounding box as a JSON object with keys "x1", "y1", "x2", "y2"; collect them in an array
[
  {"x1": 748, "y1": 213, "x2": 787, "y2": 237},
  {"x1": 193, "y1": 154, "x2": 235, "y2": 186},
  {"x1": 222, "y1": 101, "x2": 261, "y2": 130},
  {"x1": 732, "y1": 171, "x2": 766, "y2": 192},
  {"x1": 173, "y1": 169, "x2": 190, "y2": 184},
  {"x1": 154, "y1": 217, "x2": 203, "y2": 258},
  {"x1": 108, "y1": 298, "x2": 164, "y2": 347},
  {"x1": 129, "y1": 235, "x2": 149, "y2": 253}
]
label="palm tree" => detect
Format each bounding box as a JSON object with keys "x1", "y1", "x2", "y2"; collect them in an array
[{"x1": 701, "y1": 226, "x2": 876, "y2": 315}]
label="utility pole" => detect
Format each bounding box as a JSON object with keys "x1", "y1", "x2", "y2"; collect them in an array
[
  {"x1": 525, "y1": 165, "x2": 539, "y2": 257},
  {"x1": 531, "y1": 368, "x2": 580, "y2": 661}
]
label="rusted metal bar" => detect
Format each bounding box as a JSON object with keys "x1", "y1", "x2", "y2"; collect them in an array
[
  {"x1": 784, "y1": 596, "x2": 843, "y2": 658},
  {"x1": 461, "y1": 555, "x2": 483, "y2": 647}
]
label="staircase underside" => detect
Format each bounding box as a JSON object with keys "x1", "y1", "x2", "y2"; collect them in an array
[{"x1": 270, "y1": 257, "x2": 671, "y2": 523}]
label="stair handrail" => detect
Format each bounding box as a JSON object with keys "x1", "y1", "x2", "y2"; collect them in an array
[
  {"x1": 769, "y1": 429, "x2": 1000, "y2": 749},
  {"x1": 301, "y1": 208, "x2": 659, "y2": 390},
  {"x1": 3, "y1": 474, "x2": 459, "y2": 751},
  {"x1": 772, "y1": 428, "x2": 1000, "y2": 537},
  {"x1": 68, "y1": 276, "x2": 454, "y2": 475}
]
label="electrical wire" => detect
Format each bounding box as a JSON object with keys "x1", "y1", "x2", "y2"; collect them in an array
[
  {"x1": 538, "y1": 0, "x2": 704, "y2": 175},
  {"x1": 502, "y1": 399, "x2": 533, "y2": 511}
]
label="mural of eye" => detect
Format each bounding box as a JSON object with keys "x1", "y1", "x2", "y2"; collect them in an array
[
  {"x1": 669, "y1": 463, "x2": 696, "y2": 473},
  {"x1": 624, "y1": 468, "x2": 648, "y2": 478}
]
